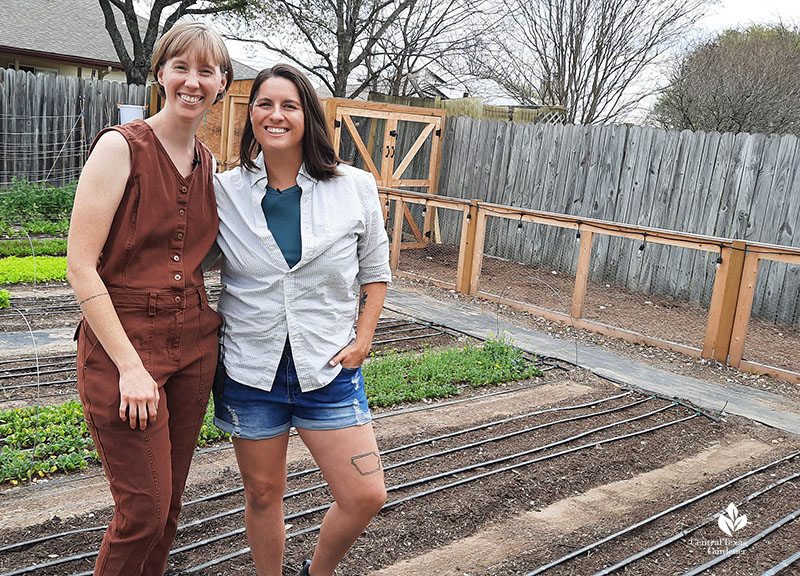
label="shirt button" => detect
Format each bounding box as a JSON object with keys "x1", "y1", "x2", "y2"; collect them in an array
[
  {"x1": 180, "y1": 186, "x2": 187, "y2": 194},
  {"x1": 179, "y1": 209, "x2": 185, "y2": 216},
  {"x1": 174, "y1": 296, "x2": 182, "y2": 303},
  {"x1": 174, "y1": 274, "x2": 182, "y2": 281},
  {"x1": 177, "y1": 233, "x2": 184, "y2": 240},
  {"x1": 173, "y1": 255, "x2": 180, "y2": 261}
]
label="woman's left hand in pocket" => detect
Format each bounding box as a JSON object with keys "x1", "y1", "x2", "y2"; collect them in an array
[{"x1": 329, "y1": 343, "x2": 368, "y2": 370}]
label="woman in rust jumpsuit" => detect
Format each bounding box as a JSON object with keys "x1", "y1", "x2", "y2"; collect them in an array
[{"x1": 66, "y1": 23, "x2": 232, "y2": 575}]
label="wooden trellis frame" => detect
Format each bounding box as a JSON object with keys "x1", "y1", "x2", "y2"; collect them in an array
[
  {"x1": 377, "y1": 187, "x2": 800, "y2": 385},
  {"x1": 323, "y1": 99, "x2": 446, "y2": 251}
]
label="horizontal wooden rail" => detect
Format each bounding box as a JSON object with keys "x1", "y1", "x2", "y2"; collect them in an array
[{"x1": 377, "y1": 188, "x2": 799, "y2": 384}]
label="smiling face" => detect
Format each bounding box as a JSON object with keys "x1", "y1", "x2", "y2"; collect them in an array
[
  {"x1": 157, "y1": 48, "x2": 226, "y2": 120},
  {"x1": 249, "y1": 77, "x2": 306, "y2": 160}
]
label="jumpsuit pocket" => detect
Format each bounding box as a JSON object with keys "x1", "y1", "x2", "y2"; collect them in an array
[{"x1": 80, "y1": 311, "x2": 155, "y2": 429}]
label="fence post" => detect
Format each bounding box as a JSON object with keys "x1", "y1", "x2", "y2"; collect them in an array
[
  {"x1": 457, "y1": 200, "x2": 479, "y2": 294},
  {"x1": 702, "y1": 240, "x2": 746, "y2": 362},
  {"x1": 468, "y1": 206, "x2": 488, "y2": 296},
  {"x1": 571, "y1": 229, "x2": 594, "y2": 318},
  {"x1": 727, "y1": 249, "x2": 760, "y2": 367},
  {"x1": 389, "y1": 198, "x2": 404, "y2": 271}
]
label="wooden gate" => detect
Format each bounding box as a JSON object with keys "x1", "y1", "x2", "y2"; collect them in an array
[
  {"x1": 323, "y1": 99, "x2": 446, "y2": 261},
  {"x1": 324, "y1": 99, "x2": 446, "y2": 192}
]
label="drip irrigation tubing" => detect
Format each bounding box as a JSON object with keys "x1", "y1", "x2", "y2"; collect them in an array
[
  {"x1": 523, "y1": 449, "x2": 800, "y2": 575},
  {"x1": 681, "y1": 507, "x2": 800, "y2": 576},
  {"x1": 0, "y1": 389, "x2": 634, "y2": 555},
  {"x1": 0, "y1": 353, "x2": 75, "y2": 366},
  {"x1": 759, "y1": 549, "x2": 800, "y2": 576},
  {"x1": 176, "y1": 396, "x2": 657, "y2": 532},
  {"x1": 178, "y1": 411, "x2": 698, "y2": 573},
  {"x1": 3, "y1": 397, "x2": 683, "y2": 575},
  {"x1": 590, "y1": 470, "x2": 800, "y2": 575}
]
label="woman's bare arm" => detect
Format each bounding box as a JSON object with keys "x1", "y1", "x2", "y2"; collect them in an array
[
  {"x1": 329, "y1": 282, "x2": 386, "y2": 369},
  {"x1": 66, "y1": 130, "x2": 160, "y2": 430}
]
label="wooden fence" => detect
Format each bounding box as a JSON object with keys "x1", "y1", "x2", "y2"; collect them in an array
[
  {"x1": 380, "y1": 186, "x2": 800, "y2": 384},
  {"x1": 431, "y1": 118, "x2": 800, "y2": 328},
  {"x1": 0, "y1": 67, "x2": 146, "y2": 187}
]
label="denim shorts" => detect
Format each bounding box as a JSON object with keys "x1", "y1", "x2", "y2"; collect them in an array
[{"x1": 212, "y1": 346, "x2": 372, "y2": 440}]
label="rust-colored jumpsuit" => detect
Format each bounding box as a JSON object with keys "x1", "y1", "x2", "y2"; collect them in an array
[{"x1": 75, "y1": 119, "x2": 221, "y2": 575}]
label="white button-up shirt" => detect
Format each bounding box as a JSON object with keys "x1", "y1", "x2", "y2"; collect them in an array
[{"x1": 212, "y1": 154, "x2": 391, "y2": 392}]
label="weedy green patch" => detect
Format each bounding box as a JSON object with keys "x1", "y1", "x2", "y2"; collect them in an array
[
  {"x1": 0, "y1": 289, "x2": 9, "y2": 309},
  {"x1": 0, "y1": 178, "x2": 74, "y2": 237},
  {"x1": 0, "y1": 238, "x2": 68, "y2": 257},
  {"x1": 363, "y1": 337, "x2": 541, "y2": 407},
  {"x1": 1, "y1": 339, "x2": 540, "y2": 484},
  {"x1": 0, "y1": 256, "x2": 67, "y2": 283}
]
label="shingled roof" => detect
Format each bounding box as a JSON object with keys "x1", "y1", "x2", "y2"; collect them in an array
[{"x1": 0, "y1": 0, "x2": 259, "y2": 79}]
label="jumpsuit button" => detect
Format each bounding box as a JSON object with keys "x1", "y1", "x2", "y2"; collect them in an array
[
  {"x1": 174, "y1": 274, "x2": 182, "y2": 281},
  {"x1": 174, "y1": 296, "x2": 182, "y2": 303},
  {"x1": 180, "y1": 186, "x2": 187, "y2": 194},
  {"x1": 177, "y1": 232, "x2": 184, "y2": 240},
  {"x1": 173, "y1": 255, "x2": 180, "y2": 261},
  {"x1": 179, "y1": 209, "x2": 185, "y2": 216}
]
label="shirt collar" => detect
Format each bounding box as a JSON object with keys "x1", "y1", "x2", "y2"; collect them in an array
[{"x1": 245, "y1": 151, "x2": 318, "y2": 190}]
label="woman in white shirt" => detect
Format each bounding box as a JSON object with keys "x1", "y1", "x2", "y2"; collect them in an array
[{"x1": 212, "y1": 64, "x2": 391, "y2": 576}]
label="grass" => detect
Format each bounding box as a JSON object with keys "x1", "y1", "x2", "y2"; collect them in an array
[
  {"x1": 0, "y1": 178, "x2": 75, "y2": 238},
  {"x1": 1, "y1": 338, "x2": 540, "y2": 484},
  {"x1": 0, "y1": 256, "x2": 67, "y2": 284},
  {"x1": 0, "y1": 238, "x2": 68, "y2": 257}
]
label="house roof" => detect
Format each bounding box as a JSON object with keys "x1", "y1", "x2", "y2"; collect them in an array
[
  {"x1": 0, "y1": 0, "x2": 259, "y2": 79},
  {"x1": 1, "y1": 0, "x2": 134, "y2": 68}
]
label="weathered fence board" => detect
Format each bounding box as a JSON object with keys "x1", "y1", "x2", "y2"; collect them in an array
[
  {"x1": 422, "y1": 116, "x2": 800, "y2": 327},
  {"x1": 0, "y1": 67, "x2": 145, "y2": 187}
]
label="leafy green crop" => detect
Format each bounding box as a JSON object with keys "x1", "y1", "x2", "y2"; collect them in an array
[
  {"x1": 0, "y1": 289, "x2": 9, "y2": 309},
  {"x1": 0, "y1": 256, "x2": 67, "y2": 283},
  {"x1": 0, "y1": 238, "x2": 68, "y2": 257}
]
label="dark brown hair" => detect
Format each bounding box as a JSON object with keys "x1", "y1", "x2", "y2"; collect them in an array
[
  {"x1": 151, "y1": 22, "x2": 233, "y2": 103},
  {"x1": 239, "y1": 64, "x2": 340, "y2": 180}
]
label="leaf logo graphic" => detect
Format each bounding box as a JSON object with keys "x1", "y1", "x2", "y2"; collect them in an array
[{"x1": 718, "y1": 503, "x2": 748, "y2": 536}]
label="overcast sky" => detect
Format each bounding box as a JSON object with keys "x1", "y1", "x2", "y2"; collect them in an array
[{"x1": 699, "y1": 0, "x2": 800, "y2": 31}]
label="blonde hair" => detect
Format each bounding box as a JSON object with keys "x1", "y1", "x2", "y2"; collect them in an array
[{"x1": 151, "y1": 22, "x2": 233, "y2": 102}]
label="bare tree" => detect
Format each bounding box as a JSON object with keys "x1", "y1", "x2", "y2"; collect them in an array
[
  {"x1": 98, "y1": 0, "x2": 250, "y2": 85},
  {"x1": 365, "y1": 0, "x2": 497, "y2": 97},
  {"x1": 651, "y1": 25, "x2": 800, "y2": 134},
  {"x1": 470, "y1": 0, "x2": 713, "y2": 124},
  {"x1": 221, "y1": 0, "x2": 417, "y2": 98}
]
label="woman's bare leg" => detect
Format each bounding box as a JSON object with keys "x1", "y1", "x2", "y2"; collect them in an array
[
  {"x1": 297, "y1": 423, "x2": 386, "y2": 576},
  {"x1": 232, "y1": 433, "x2": 290, "y2": 576}
]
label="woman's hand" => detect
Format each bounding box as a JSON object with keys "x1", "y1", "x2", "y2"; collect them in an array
[
  {"x1": 118, "y1": 364, "x2": 160, "y2": 429},
  {"x1": 329, "y1": 343, "x2": 369, "y2": 370}
]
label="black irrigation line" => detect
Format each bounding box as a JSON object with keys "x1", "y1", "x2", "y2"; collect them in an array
[
  {"x1": 0, "y1": 388, "x2": 632, "y2": 556},
  {"x1": 682, "y1": 507, "x2": 800, "y2": 576},
  {"x1": 759, "y1": 549, "x2": 800, "y2": 576},
  {"x1": 1, "y1": 377, "x2": 76, "y2": 391},
  {"x1": 591, "y1": 470, "x2": 800, "y2": 576},
  {"x1": 176, "y1": 396, "x2": 657, "y2": 533},
  {"x1": 523, "y1": 449, "x2": 800, "y2": 576},
  {"x1": 180, "y1": 411, "x2": 699, "y2": 573},
  {"x1": 0, "y1": 353, "x2": 76, "y2": 366},
  {"x1": 10, "y1": 398, "x2": 686, "y2": 576},
  {"x1": 0, "y1": 365, "x2": 75, "y2": 379},
  {"x1": 372, "y1": 331, "x2": 445, "y2": 346}
]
